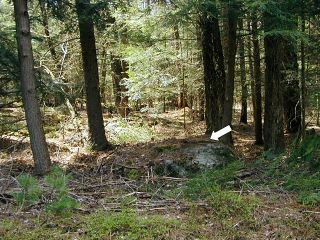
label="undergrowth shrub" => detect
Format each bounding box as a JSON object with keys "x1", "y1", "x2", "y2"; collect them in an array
[
  {"x1": 288, "y1": 135, "x2": 320, "y2": 170},
  {"x1": 45, "y1": 166, "x2": 79, "y2": 213},
  {"x1": 258, "y1": 135, "x2": 320, "y2": 206},
  {"x1": 13, "y1": 166, "x2": 78, "y2": 213},
  {"x1": 13, "y1": 174, "x2": 42, "y2": 207}
]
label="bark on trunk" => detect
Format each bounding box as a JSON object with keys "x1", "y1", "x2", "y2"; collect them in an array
[
  {"x1": 282, "y1": 39, "x2": 300, "y2": 133},
  {"x1": 300, "y1": 9, "x2": 306, "y2": 139},
  {"x1": 174, "y1": 24, "x2": 186, "y2": 109},
  {"x1": 198, "y1": 87, "x2": 205, "y2": 121},
  {"x1": 222, "y1": 4, "x2": 238, "y2": 144},
  {"x1": 199, "y1": 14, "x2": 221, "y2": 133},
  {"x1": 14, "y1": 0, "x2": 51, "y2": 175},
  {"x1": 76, "y1": 0, "x2": 110, "y2": 150},
  {"x1": 111, "y1": 55, "x2": 129, "y2": 117},
  {"x1": 247, "y1": 19, "x2": 255, "y2": 121},
  {"x1": 212, "y1": 18, "x2": 226, "y2": 127},
  {"x1": 264, "y1": 13, "x2": 285, "y2": 153},
  {"x1": 239, "y1": 18, "x2": 248, "y2": 124},
  {"x1": 39, "y1": 0, "x2": 57, "y2": 62},
  {"x1": 100, "y1": 47, "x2": 108, "y2": 105},
  {"x1": 252, "y1": 16, "x2": 263, "y2": 145}
]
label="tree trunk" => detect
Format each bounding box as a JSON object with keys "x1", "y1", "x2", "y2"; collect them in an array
[
  {"x1": 76, "y1": 0, "x2": 110, "y2": 150},
  {"x1": 212, "y1": 17, "x2": 226, "y2": 128},
  {"x1": 174, "y1": 24, "x2": 186, "y2": 109},
  {"x1": 111, "y1": 55, "x2": 129, "y2": 117},
  {"x1": 196, "y1": 27, "x2": 205, "y2": 121},
  {"x1": 222, "y1": 3, "x2": 238, "y2": 144},
  {"x1": 199, "y1": 14, "x2": 220, "y2": 133},
  {"x1": 263, "y1": 13, "x2": 285, "y2": 153},
  {"x1": 300, "y1": 8, "x2": 306, "y2": 140},
  {"x1": 317, "y1": 91, "x2": 320, "y2": 126},
  {"x1": 282, "y1": 39, "x2": 300, "y2": 133},
  {"x1": 14, "y1": 0, "x2": 51, "y2": 175},
  {"x1": 38, "y1": 0, "x2": 57, "y2": 62},
  {"x1": 198, "y1": 87, "x2": 205, "y2": 121},
  {"x1": 252, "y1": 16, "x2": 263, "y2": 145},
  {"x1": 100, "y1": 47, "x2": 108, "y2": 105},
  {"x1": 238, "y1": 18, "x2": 248, "y2": 124},
  {"x1": 247, "y1": 19, "x2": 255, "y2": 121}
]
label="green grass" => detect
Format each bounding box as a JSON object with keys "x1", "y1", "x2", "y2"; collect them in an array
[
  {"x1": 0, "y1": 210, "x2": 192, "y2": 240},
  {"x1": 253, "y1": 135, "x2": 320, "y2": 206},
  {"x1": 83, "y1": 209, "x2": 180, "y2": 239},
  {"x1": 184, "y1": 160, "x2": 259, "y2": 219},
  {"x1": 185, "y1": 160, "x2": 244, "y2": 199}
]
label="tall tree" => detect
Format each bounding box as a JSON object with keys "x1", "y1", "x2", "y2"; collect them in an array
[
  {"x1": 13, "y1": 0, "x2": 51, "y2": 174},
  {"x1": 211, "y1": 15, "x2": 226, "y2": 130},
  {"x1": 110, "y1": 20, "x2": 130, "y2": 117},
  {"x1": 300, "y1": 3, "x2": 306, "y2": 139},
  {"x1": 263, "y1": 10, "x2": 285, "y2": 153},
  {"x1": 76, "y1": 0, "x2": 111, "y2": 150},
  {"x1": 222, "y1": 1, "x2": 238, "y2": 144},
  {"x1": 111, "y1": 55, "x2": 129, "y2": 117},
  {"x1": 282, "y1": 38, "x2": 300, "y2": 133},
  {"x1": 252, "y1": 15, "x2": 263, "y2": 145},
  {"x1": 199, "y1": 4, "x2": 226, "y2": 134},
  {"x1": 246, "y1": 19, "x2": 256, "y2": 128},
  {"x1": 199, "y1": 13, "x2": 220, "y2": 133},
  {"x1": 238, "y1": 18, "x2": 248, "y2": 124},
  {"x1": 38, "y1": 0, "x2": 57, "y2": 62}
]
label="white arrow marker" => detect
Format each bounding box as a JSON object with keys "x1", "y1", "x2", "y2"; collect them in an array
[{"x1": 210, "y1": 125, "x2": 232, "y2": 141}]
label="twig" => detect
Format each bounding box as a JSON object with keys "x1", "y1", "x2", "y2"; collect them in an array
[
  {"x1": 72, "y1": 180, "x2": 136, "y2": 191},
  {"x1": 301, "y1": 210, "x2": 320, "y2": 215}
]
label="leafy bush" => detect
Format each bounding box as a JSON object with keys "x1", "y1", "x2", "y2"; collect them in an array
[
  {"x1": 288, "y1": 135, "x2": 320, "y2": 170},
  {"x1": 13, "y1": 174, "x2": 42, "y2": 207},
  {"x1": 45, "y1": 166, "x2": 79, "y2": 213},
  {"x1": 13, "y1": 166, "x2": 79, "y2": 213}
]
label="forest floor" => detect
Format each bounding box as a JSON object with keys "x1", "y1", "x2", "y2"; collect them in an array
[{"x1": 0, "y1": 108, "x2": 319, "y2": 239}]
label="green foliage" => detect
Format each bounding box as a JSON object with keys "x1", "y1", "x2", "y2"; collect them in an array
[
  {"x1": 0, "y1": 210, "x2": 203, "y2": 240},
  {"x1": 45, "y1": 195, "x2": 79, "y2": 213},
  {"x1": 124, "y1": 45, "x2": 178, "y2": 101},
  {"x1": 126, "y1": 169, "x2": 141, "y2": 180},
  {"x1": 256, "y1": 135, "x2": 320, "y2": 206},
  {"x1": 13, "y1": 166, "x2": 78, "y2": 212},
  {"x1": 107, "y1": 119, "x2": 155, "y2": 144},
  {"x1": 84, "y1": 209, "x2": 180, "y2": 239},
  {"x1": 45, "y1": 166, "x2": 79, "y2": 213},
  {"x1": 288, "y1": 135, "x2": 320, "y2": 170},
  {"x1": 0, "y1": 114, "x2": 26, "y2": 136},
  {"x1": 186, "y1": 160, "x2": 244, "y2": 197},
  {"x1": 208, "y1": 185, "x2": 258, "y2": 219},
  {"x1": 185, "y1": 161, "x2": 258, "y2": 218},
  {"x1": 45, "y1": 166, "x2": 69, "y2": 194},
  {"x1": 298, "y1": 192, "x2": 320, "y2": 206},
  {"x1": 154, "y1": 144, "x2": 177, "y2": 153},
  {"x1": 13, "y1": 174, "x2": 42, "y2": 207}
]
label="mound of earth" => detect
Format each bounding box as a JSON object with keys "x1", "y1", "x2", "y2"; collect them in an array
[{"x1": 152, "y1": 140, "x2": 237, "y2": 177}]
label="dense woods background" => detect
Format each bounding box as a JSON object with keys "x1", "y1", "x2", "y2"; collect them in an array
[{"x1": 0, "y1": 0, "x2": 320, "y2": 238}]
